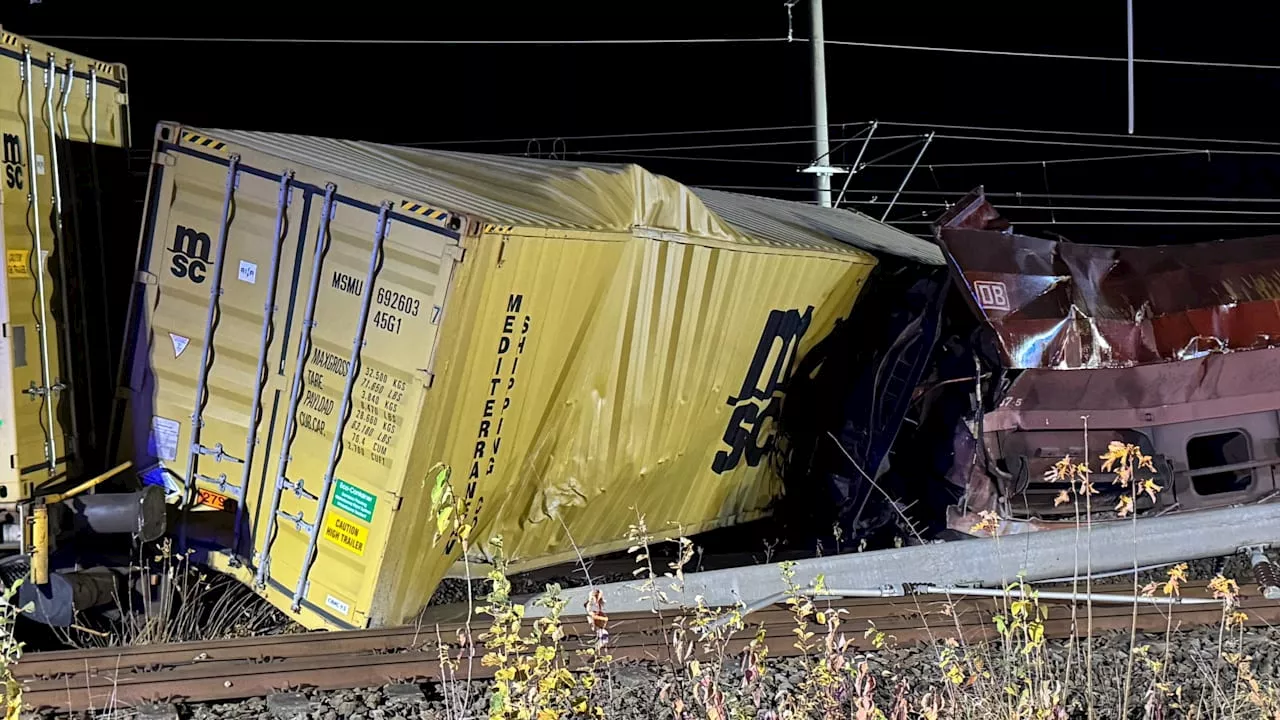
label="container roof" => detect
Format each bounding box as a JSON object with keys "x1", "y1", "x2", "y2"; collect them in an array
[{"x1": 199, "y1": 127, "x2": 943, "y2": 265}]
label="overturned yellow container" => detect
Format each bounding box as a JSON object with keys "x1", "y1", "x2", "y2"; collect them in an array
[{"x1": 119, "y1": 122, "x2": 925, "y2": 629}]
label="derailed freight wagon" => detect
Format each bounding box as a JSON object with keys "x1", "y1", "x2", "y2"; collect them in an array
[
  {"x1": 116, "y1": 123, "x2": 939, "y2": 630},
  {"x1": 0, "y1": 29, "x2": 149, "y2": 620},
  {"x1": 935, "y1": 189, "x2": 1280, "y2": 536}
]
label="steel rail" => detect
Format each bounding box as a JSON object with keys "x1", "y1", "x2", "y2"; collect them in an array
[
  {"x1": 17, "y1": 578, "x2": 1230, "y2": 677},
  {"x1": 17, "y1": 582, "x2": 1277, "y2": 713}
]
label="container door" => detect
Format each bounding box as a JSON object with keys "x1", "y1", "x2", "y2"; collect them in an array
[
  {"x1": 250, "y1": 192, "x2": 457, "y2": 627},
  {"x1": 5, "y1": 53, "x2": 72, "y2": 487},
  {"x1": 130, "y1": 146, "x2": 309, "y2": 553}
]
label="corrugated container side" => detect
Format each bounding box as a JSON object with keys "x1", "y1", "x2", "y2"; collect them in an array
[
  {"x1": 373, "y1": 227, "x2": 872, "y2": 626},
  {"x1": 0, "y1": 30, "x2": 128, "y2": 498}
]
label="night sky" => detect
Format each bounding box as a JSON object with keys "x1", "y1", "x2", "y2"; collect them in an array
[{"x1": 9, "y1": 0, "x2": 1280, "y2": 246}]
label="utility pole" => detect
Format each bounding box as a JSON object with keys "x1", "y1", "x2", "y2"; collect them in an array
[
  {"x1": 809, "y1": 0, "x2": 832, "y2": 207},
  {"x1": 1126, "y1": 0, "x2": 1135, "y2": 134}
]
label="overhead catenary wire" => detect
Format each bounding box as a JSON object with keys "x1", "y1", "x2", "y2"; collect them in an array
[
  {"x1": 405, "y1": 122, "x2": 872, "y2": 147},
  {"x1": 848, "y1": 137, "x2": 929, "y2": 171},
  {"x1": 30, "y1": 35, "x2": 795, "y2": 46},
  {"x1": 565, "y1": 134, "x2": 920, "y2": 156},
  {"x1": 31, "y1": 33, "x2": 1280, "y2": 72},
  {"x1": 402, "y1": 121, "x2": 1280, "y2": 152},
  {"x1": 548, "y1": 139, "x2": 929, "y2": 169},
  {"x1": 416, "y1": 128, "x2": 1280, "y2": 175},
  {"x1": 870, "y1": 149, "x2": 1206, "y2": 169},
  {"x1": 821, "y1": 39, "x2": 1280, "y2": 71},
  {"x1": 899, "y1": 133, "x2": 1280, "y2": 157},
  {"x1": 576, "y1": 144, "x2": 1239, "y2": 179},
  {"x1": 891, "y1": 219, "x2": 1280, "y2": 226},
  {"x1": 562, "y1": 153, "x2": 803, "y2": 166},
  {"x1": 877, "y1": 120, "x2": 1280, "y2": 149},
  {"x1": 826, "y1": 188, "x2": 1280, "y2": 204},
  {"x1": 841, "y1": 199, "x2": 1280, "y2": 216}
]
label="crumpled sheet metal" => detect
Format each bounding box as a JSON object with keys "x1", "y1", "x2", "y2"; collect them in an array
[{"x1": 936, "y1": 189, "x2": 1280, "y2": 370}]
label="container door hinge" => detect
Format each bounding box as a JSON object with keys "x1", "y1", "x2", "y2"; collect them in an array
[
  {"x1": 135, "y1": 270, "x2": 158, "y2": 285},
  {"x1": 443, "y1": 245, "x2": 465, "y2": 263},
  {"x1": 387, "y1": 493, "x2": 403, "y2": 512}
]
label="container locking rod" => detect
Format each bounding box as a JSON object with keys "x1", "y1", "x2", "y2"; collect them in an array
[
  {"x1": 255, "y1": 183, "x2": 338, "y2": 591},
  {"x1": 232, "y1": 170, "x2": 295, "y2": 565},
  {"x1": 180, "y1": 155, "x2": 241, "y2": 554}
]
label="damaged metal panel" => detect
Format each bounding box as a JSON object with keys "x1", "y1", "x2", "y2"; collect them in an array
[
  {"x1": 985, "y1": 344, "x2": 1280, "y2": 433},
  {"x1": 982, "y1": 345, "x2": 1280, "y2": 519},
  {"x1": 937, "y1": 189, "x2": 1280, "y2": 370}
]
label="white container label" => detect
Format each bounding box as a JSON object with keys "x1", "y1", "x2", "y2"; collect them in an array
[
  {"x1": 238, "y1": 260, "x2": 257, "y2": 284},
  {"x1": 150, "y1": 416, "x2": 179, "y2": 461},
  {"x1": 325, "y1": 594, "x2": 351, "y2": 616}
]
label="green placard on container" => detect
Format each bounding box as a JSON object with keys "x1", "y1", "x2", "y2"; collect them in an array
[{"x1": 332, "y1": 479, "x2": 376, "y2": 523}]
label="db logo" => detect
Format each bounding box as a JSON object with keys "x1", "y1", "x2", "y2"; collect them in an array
[
  {"x1": 973, "y1": 280, "x2": 1010, "y2": 310},
  {"x1": 169, "y1": 225, "x2": 211, "y2": 284}
]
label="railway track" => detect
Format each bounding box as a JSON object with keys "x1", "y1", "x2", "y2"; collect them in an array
[{"x1": 18, "y1": 582, "x2": 1279, "y2": 714}]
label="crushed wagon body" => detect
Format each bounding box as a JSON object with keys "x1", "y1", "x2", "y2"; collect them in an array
[
  {"x1": 115, "y1": 123, "x2": 940, "y2": 630},
  {"x1": 936, "y1": 190, "x2": 1280, "y2": 534}
]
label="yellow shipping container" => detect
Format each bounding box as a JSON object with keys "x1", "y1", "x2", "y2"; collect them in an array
[
  {"x1": 119, "y1": 121, "x2": 933, "y2": 630},
  {"x1": 0, "y1": 29, "x2": 129, "y2": 501}
]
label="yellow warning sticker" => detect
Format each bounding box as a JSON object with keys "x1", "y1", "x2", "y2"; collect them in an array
[
  {"x1": 6, "y1": 250, "x2": 30, "y2": 278},
  {"x1": 323, "y1": 513, "x2": 368, "y2": 556}
]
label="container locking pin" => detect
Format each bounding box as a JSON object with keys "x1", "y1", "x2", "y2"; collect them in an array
[
  {"x1": 192, "y1": 443, "x2": 244, "y2": 464},
  {"x1": 276, "y1": 510, "x2": 313, "y2": 533},
  {"x1": 196, "y1": 473, "x2": 243, "y2": 500},
  {"x1": 281, "y1": 477, "x2": 318, "y2": 501}
]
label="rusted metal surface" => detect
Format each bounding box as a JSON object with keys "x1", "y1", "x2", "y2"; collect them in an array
[
  {"x1": 988, "y1": 340, "x2": 1280, "y2": 430},
  {"x1": 18, "y1": 582, "x2": 1276, "y2": 712},
  {"x1": 937, "y1": 189, "x2": 1280, "y2": 370},
  {"x1": 984, "y1": 344, "x2": 1280, "y2": 432},
  {"x1": 959, "y1": 343, "x2": 1280, "y2": 535}
]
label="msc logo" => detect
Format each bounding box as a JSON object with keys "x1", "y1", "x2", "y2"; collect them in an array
[
  {"x1": 3, "y1": 133, "x2": 23, "y2": 190},
  {"x1": 712, "y1": 306, "x2": 813, "y2": 475},
  {"x1": 169, "y1": 225, "x2": 211, "y2": 284}
]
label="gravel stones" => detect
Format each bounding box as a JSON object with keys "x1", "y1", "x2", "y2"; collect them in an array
[
  {"x1": 134, "y1": 703, "x2": 180, "y2": 720},
  {"x1": 265, "y1": 692, "x2": 313, "y2": 719}
]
